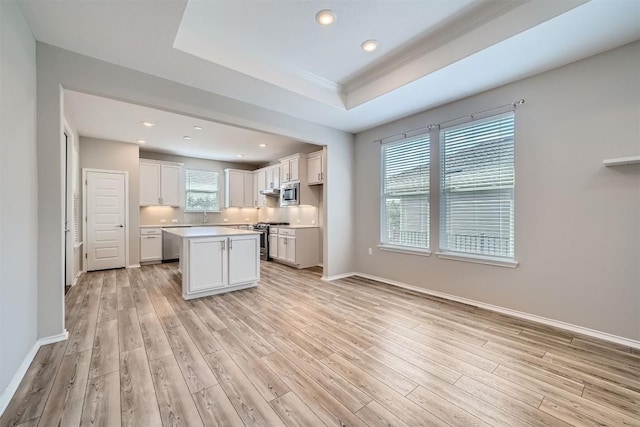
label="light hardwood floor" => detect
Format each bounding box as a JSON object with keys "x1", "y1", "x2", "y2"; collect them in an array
[{"x1": 2, "y1": 261, "x2": 639, "y2": 426}]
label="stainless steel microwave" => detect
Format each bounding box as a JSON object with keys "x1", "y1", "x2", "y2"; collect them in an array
[{"x1": 280, "y1": 182, "x2": 299, "y2": 206}]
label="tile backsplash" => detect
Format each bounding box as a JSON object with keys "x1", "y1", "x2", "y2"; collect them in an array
[
  {"x1": 140, "y1": 206, "x2": 258, "y2": 225},
  {"x1": 258, "y1": 206, "x2": 319, "y2": 226},
  {"x1": 140, "y1": 205, "x2": 318, "y2": 226}
]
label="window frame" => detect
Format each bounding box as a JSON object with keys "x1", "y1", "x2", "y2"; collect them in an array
[
  {"x1": 436, "y1": 111, "x2": 517, "y2": 266},
  {"x1": 184, "y1": 168, "x2": 221, "y2": 213},
  {"x1": 379, "y1": 134, "x2": 431, "y2": 255}
]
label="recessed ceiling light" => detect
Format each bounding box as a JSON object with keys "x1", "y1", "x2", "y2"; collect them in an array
[
  {"x1": 361, "y1": 39, "x2": 379, "y2": 52},
  {"x1": 136, "y1": 139, "x2": 146, "y2": 144},
  {"x1": 141, "y1": 121, "x2": 155, "y2": 127},
  {"x1": 236, "y1": 154, "x2": 244, "y2": 158},
  {"x1": 259, "y1": 143, "x2": 267, "y2": 148},
  {"x1": 315, "y1": 9, "x2": 336, "y2": 26},
  {"x1": 193, "y1": 126, "x2": 202, "y2": 130},
  {"x1": 183, "y1": 136, "x2": 192, "y2": 140}
]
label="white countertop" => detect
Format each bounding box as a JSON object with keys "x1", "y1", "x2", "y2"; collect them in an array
[
  {"x1": 140, "y1": 223, "x2": 251, "y2": 228},
  {"x1": 273, "y1": 225, "x2": 319, "y2": 229},
  {"x1": 163, "y1": 226, "x2": 260, "y2": 238}
]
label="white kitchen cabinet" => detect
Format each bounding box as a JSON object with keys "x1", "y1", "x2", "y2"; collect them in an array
[
  {"x1": 188, "y1": 237, "x2": 227, "y2": 293},
  {"x1": 269, "y1": 232, "x2": 278, "y2": 259},
  {"x1": 277, "y1": 234, "x2": 296, "y2": 264},
  {"x1": 280, "y1": 155, "x2": 300, "y2": 183},
  {"x1": 224, "y1": 169, "x2": 253, "y2": 207},
  {"x1": 139, "y1": 160, "x2": 181, "y2": 206},
  {"x1": 228, "y1": 234, "x2": 260, "y2": 285},
  {"x1": 160, "y1": 164, "x2": 181, "y2": 206},
  {"x1": 254, "y1": 171, "x2": 265, "y2": 207},
  {"x1": 265, "y1": 165, "x2": 280, "y2": 190},
  {"x1": 244, "y1": 172, "x2": 254, "y2": 207},
  {"x1": 307, "y1": 151, "x2": 324, "y2": 185},
  {"x1": 270, "y1": 227, "x2": 319, "y2": 268},
  {"x1": 166, "y1": 228, "x2": 260, "y2": 299},
  {"x1": 140, "y1": 227, "x2": 162, "y2": 262}
]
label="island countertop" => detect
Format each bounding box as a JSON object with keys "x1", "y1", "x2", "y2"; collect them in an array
[{"x1": 163, "y1": 226, "x2": 260, "y2": 238}]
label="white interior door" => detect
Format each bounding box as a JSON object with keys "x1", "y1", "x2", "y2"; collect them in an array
[{"x1": 86, "y1": 171, "x2": 126, "y2": 271}]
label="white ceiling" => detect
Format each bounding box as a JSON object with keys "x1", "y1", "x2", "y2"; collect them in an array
[
  {"x1": 18, "y1": 0, "x2": 640, "y2": 160},
  {"x1": 63, "y1": 90, "x2": 317, "y2": 165}
]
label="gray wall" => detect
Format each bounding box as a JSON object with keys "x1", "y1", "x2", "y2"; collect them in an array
[
  {"x1": 0, "y1": 0, "x2": 38, "y2": 401},
  {"x1": 80, "y1": 137, "x2": 140, "y2": 267},
  {"x1": 354, "y1": 41, "x2": 640, "y2": 341},
  {"x1": 36, "y1": 43, "x2": 355, "y2": 339}
]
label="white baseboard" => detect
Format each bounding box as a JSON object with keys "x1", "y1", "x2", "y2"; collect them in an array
[
  {"x1": 321, "y1": 272, "x2": 356, "y2": 282},
  {"x1": 351, "y1": 272, "x2": 640, "y2": 350},
  {"x1": 72, "y1": 271, "x2": 83, "y2": 287},
  {"x1": 0, "y1": 329, "x2": 68, "y2": 417},
  {"x1": 127, "y1": 264, "x2": 141, "y2": 269},
  {"x1": 38, "y1": 329, "x2": 69, "y2": 346}
]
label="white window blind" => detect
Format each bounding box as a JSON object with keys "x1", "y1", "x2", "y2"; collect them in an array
[
  {"x1": 185, "y1": 169, "x2": 220, "y2": 212},
  {"x1": 381, "y1": 135, "x2": 430, "y2": 249},
  {"x1": 440, "y1": 112, "x2": 515, "y2": 259}
]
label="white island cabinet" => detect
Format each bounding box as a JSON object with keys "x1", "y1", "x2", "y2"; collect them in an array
[{"x1": 163, "y1": 227, "x2": 260, "y2": 300}]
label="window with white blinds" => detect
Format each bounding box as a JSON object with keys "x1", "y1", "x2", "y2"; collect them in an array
[
  {"x1": 381, "y1": 135, "x2": 430, "y2": 250},
  {"x1": 439, "y1": 112, "x2": 515, "y2": 259},
  {"x1": 185, "y1": 169, "x2": 220, "y2": 212}
]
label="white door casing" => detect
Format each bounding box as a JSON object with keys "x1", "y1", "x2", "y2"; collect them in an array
[{"x1": 86, "y1": 171, "x2": 126, "y2": 271}]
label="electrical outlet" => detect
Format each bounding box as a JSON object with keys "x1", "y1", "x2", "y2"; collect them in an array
[
  {"x1": 223, "y1": 218, "x2": 228, "y2": 222},
  {"x1": 311, "y1": 219, "x2": 316, "y2": 225},
  {"x1": 296, "y1": 219, "x2": 301, "y2": 223},
  {"x1": 368, "y1": 247, "x2": 373, "y2": 255},
  {"x1": 171, "y1": 219, "x2": 178, "y2": 223},
  {"x1": 160, "y1": 219, "x2": 167, "y2": 223}
]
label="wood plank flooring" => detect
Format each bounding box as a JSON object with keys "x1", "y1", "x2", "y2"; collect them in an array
[{"x1": 2, "y1": 262, "x2": 640, "y2": 427}]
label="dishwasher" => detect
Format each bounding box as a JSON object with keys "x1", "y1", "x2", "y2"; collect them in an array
[{"x1": 162, "y1": 229, "x2": 182, "y2": 262}]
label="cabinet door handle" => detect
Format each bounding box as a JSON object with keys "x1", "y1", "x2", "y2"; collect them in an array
[
  {"x1": 221, "y1": 240, "x2": 225, "y2": 251},
  {"x1": 229, "y1": 239, "x2": 233, "y2": 250}
]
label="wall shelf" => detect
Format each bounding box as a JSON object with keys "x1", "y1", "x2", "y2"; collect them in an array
[{"x1": 603, "y1": 156, "x2": 640, "y2": 167}]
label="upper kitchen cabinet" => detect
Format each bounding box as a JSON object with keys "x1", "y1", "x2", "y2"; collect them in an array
[
  {"x1": 280, "y1": 154, "x2": 305, "y2": 184},
  {"x1": 307, "y1": 150, "x2": 324, "y2": 185},
  {"x1": 266, "y1": 164, "x2": 280, "y2": 190},
  {"x1": 139, "y1": 159, "x2": 181, "y2": 206},
  {"x1": 225, "y1": 169, "x2": 253, "y2": 208}
]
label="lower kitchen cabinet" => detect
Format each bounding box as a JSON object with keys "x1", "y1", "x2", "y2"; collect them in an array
[
  {"x1": 277, "y1": 234, "x2": 296, "y2": 264},
  {"x1": 140, "y1": 228, "x2": 162, "y2": 262},
  {"x1": 268, "y1": 232, "x2": 278, "y2": 259},
  {"x1": 228, "y1": 234, "x2": 260, "y2": 285},
  {"x1": 270, "y1": 227, "x2": 319, "y2": 268},
  {"x1": 188, "y1": 237, "x2": 227, "y2": 293},
  {"x1": 183, "y1": 233, "x2": 259, "y2": 299}
]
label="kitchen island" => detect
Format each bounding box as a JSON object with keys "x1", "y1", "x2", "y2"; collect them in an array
[{"x1": 163, "y1": 227, "x2": 260, "y2": 300}]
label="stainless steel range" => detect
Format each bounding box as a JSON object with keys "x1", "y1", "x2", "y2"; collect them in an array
[{"x1": 250, "y1": 222, "x2": 289, "y2": 260}]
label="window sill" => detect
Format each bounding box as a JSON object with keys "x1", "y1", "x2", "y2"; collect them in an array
[
  {"x1": 378, "y1": 244, "x2": 431, "y2": 257},
  {"x1": 435, "y1": 251, "x2": 518, "y2": 268}
]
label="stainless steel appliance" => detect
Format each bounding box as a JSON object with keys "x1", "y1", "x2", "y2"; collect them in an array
[
  {"x1": 251, "y1": 222, "x2": 289, "y2": 260},
  {"x1": 260, "y1": 187, "x2": 280, "y2": 196},
  {"x1": 162, "y1": 229, "x2": 182, "y2": 261},
  {"x1": 280, "y1": 182, "x2": 299, "y2": 206}
]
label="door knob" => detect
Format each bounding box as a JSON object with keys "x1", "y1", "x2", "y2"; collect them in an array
[{"x1": 116, "y1": 225, "x2": 124, "y2": 228}]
